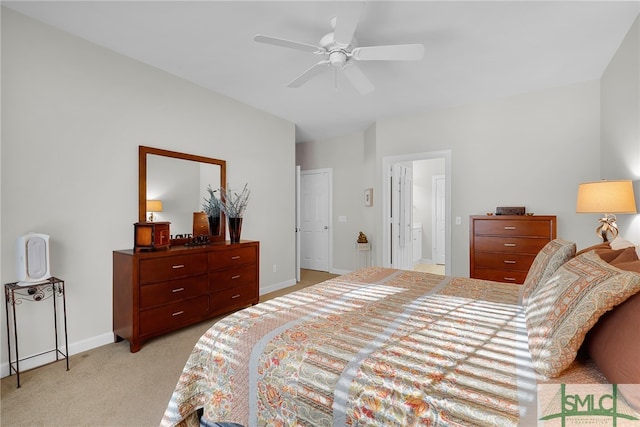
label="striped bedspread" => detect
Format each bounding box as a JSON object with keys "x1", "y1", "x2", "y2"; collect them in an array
[{"x1": 161, "y1": 267, "x2": 541, "y2": 426}]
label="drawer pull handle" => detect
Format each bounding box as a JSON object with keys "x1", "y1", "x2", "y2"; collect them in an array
[
  {"x1": 172, "y1": 311, "x2": 184, "y2": 316},
  {"x1": 172, "y1": 264, "x2": 185, "y2": 269},
  {"x1": 504, "y1": 226, "x2": 516, "y2": 230},
  {"x1": 231, "y1": 294, "x2": 241, "y2": 299},
  {"x1": 231, "y1": 256, "x2": 241, "y2": 260},
  {"x1": 504, "y1": 277, "x2": 516, "y2": 282},
  {"x1": 172, "y1": 287, "x2": 185, "y2": 293},
  {"x1": 504, "y1": 243, "x2": 516, "y2": 247},
  {"x1": 231, "y1": 275, "x2": 241, "y2": 280},
  {"x1": 503, "y1": 260, "x2": 516, "y2": 264}
]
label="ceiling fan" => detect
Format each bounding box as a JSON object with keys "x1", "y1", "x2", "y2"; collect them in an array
[{"x1": 254, "y1": 2, "x2": 424, "y2": 95}]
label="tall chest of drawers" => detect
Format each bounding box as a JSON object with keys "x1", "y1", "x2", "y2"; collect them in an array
[
  {"x1": 113, "y1": 240, "x2": 259, "y2": 352},
  {"x1": 470, "y1": 215, "x2": 556, "y2": 284}
]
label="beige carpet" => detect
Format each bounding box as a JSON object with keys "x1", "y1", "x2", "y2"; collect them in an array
[
  {"x1": 414, "y1": 263, "x2": 446, "y2": 275},
  {"x1": 0, "y1": 269, "x2": 337, "y2": 427}
]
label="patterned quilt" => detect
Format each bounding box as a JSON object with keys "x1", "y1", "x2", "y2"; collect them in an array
[{"x1": 160, "y1": 267, "x2": 582, "y2": 426}]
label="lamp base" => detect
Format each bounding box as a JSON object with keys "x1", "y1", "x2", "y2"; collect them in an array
[{"x1": 596, "y1": 214, "x2": 619, "y2": 242}]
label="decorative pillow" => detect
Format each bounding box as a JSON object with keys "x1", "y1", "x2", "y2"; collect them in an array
[
  {"x1": 612, "y1": 260, "x2": 640, "y2": 274},
  {"x1": 521, "y1": 239, "x2": 576, "y2": 307},
  {"x1": 575, "y1": 242, "x2": 610, "y2": 257},
  {"x1": 608, "y1": 246, "x2": 639, "y2": 265},
  {"x1": 610, "y1": 236, "x2": 636, "y2": 250},
  {"x1": 525, "y1": 251, "x2": 640, "y2": 378},
  {"x1": 585, "y1": 290, "x2": 640, "y2": 411}
]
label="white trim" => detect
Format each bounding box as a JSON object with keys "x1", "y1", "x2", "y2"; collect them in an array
[
  {"x1": 1, "y1": 332, "x2": 113, "y2": 378},
  {"x1": 260, "y1": 278, "x2": 298, "y2": 296},
  {"x1": 382, "y1": 150, "x2": 452, "y2": 275}
]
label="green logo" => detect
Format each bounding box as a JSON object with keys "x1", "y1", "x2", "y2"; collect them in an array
[{"x1": 540, "y1": 384, "x2": 639, "y2": 426}]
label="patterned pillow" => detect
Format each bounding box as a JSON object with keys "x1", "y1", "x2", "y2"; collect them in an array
[
  {"x1": 521, "y1": 239, "x2": 576, "y2": 307},
  {"x1": 525, "y1": 251, "x2": 640, "y2": 377}
]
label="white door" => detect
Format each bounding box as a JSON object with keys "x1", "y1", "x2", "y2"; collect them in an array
[
  {"x1": 295, "y1": 166, "x2": 301, "y2": 281},
  {"x1": 391, "y1": 164, "x2": 413, "y2": 270},
  {"x1": 433, "y1": 175, "x2": 446, "y2": 265},
  {"x1": 300, "y1": 169, "x2": 331, "y2": 272}
]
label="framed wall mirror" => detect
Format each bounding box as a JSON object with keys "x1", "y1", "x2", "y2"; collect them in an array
[{"x1": 139, "y1": 146, "x2": 227, "y2": 243}]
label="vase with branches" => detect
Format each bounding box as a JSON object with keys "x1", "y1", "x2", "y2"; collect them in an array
[
  {"x1": 218, "y1": 183, "x2": 250, "y2": 243},
  {"x1": 202, "y1": 185, "x2": 223, "y2": 236}
]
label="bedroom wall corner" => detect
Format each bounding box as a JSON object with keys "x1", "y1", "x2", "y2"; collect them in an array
[
  {"x1": 295, "y1": 132, "x2": 366, "y2": 273},
  {"x1": 601, "y1": 14, "x2": 640, "y2": 243},
  {"x1": 0, "y1": 8, "x2": 295, "y2": 373}
]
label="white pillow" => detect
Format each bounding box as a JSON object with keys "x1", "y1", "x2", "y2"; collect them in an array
[{"x1": 610, "y1": 236, "x2": 635, "y2": 250}]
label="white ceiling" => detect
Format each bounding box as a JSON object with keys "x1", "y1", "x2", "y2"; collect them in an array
[{"x1": 4, "y1": 1, "x2": 639, "y2": 143}]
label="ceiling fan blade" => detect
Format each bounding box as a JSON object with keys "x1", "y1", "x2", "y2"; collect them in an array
[
  {"x1": 254, "y1": 34, "x2": 324, "y2": 54},
  {"x1": 352, "y1": 44, "x2": 425, "y2": 61},
  {"x1": 333, "y1": 1, "x2": 364, "y2": 47},
  {"x1": 287, "y1": 60, "x2": 331, "y2": 88},
  {"x1": 341, "y1": 62, "x2": 374, "y2": 95}
]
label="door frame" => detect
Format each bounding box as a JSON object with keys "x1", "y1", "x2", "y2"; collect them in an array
[
  {"x1": 382, "y1": 150, "x2": 451, "y2": 274},
  {"x1": 432, "y1": 174, "x2": 446, "y2": 265},
  {"x1": 298, "y1": 168, "x2": 333, "y2": 273}
]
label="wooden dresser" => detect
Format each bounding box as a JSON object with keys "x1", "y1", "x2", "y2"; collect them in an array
[
  {"x1": 113, "y1": 240, "x2": 259, "y2": 352},
  {"x1": 470, "y1": 215, "x2": 556, "y2": 284}
]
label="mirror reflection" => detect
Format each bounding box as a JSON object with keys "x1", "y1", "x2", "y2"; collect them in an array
[{"x1": 146, "y1": 155, "x2": 221, "y2": 237}]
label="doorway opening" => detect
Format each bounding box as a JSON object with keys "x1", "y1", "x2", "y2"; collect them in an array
[{"x1": 382, "y1": 150, "x2": 451, "y2": 275}]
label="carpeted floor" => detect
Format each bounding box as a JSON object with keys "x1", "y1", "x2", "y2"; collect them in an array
[
  {"x1": 414, "y1": 263, "x2": 445, "y2": 275},
  {"x1": 0, "y1": 269, "x2": 337, "y2": 427}
]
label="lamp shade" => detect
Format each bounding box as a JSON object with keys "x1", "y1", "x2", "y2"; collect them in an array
[
  {"x1": 146, "y1": 199, "x2": 163, "y2": 212},
  {"x1": 576, "y1": 180, "x2": 637, "y2": 213}
]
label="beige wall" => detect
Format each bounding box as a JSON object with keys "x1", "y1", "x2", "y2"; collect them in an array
[
  {"x1": 1, "y1": 9, "x2": 296, "y2": 373},
  {"x1": 300, "y1": 81, "x2": 602, "y2": 277},
  {"x1": 296, "y1": 132, "x2": 365, "y2": 273},
  {"x1": 601, "y1": 15, "x2": 640, "y2": 243}
]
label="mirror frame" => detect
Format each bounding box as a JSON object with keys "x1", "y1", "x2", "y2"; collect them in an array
[{"x1": 139, "y1": 145, "x2": 227, "y2": 243}]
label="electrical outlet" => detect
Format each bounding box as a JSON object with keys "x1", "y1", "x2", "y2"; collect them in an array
[
  {"x1": 455, "y1": 216, "x2": 461, "y2": 225},
  {"x1": 272, "y1": 264, "x2": 277, "y2": 273}
]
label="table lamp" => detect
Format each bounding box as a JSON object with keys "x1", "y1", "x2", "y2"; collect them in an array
[
  {"x1": 146, "y1": 199, "x2": 163, "y2": 222},
  {"x1": 576, "y1": 180, "x2": 637, "y2": 242}
]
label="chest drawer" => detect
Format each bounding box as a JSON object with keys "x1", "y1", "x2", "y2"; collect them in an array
[
  {"x1": 139, "y1": 274, "x2": 208, "y2": 309},
  {"x1": 473, "y1": 219, "x2": 553, "y2": 238},
  {"x1": 210, "y1": 283, "x2": 258, "y2": 314},
  {"x1": 473, "y1": 268, "x2": 527, "y2": 284},
  {"x1": 209, "y1": 264, "x2": 257, "y2": 292},
  {"x1": 473, "y1": 252, "x2": 536, "y2": 272},
  {"x1": 208, "y1": 246, "x2": 257, "y2": 270},
  {"x1": 473, "y1": 236, "x2": 549, "y2": 254},
  {"x1": 139, "y1": 253, "x2": 207, "y2": 284},
  {"x1": 139, "y1": 295, "x2": 209, "y2": 336}
]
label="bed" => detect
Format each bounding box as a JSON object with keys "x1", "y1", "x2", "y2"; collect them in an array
[{"x1": 161, "y1": 239, "x2": 640, "y2": 426}]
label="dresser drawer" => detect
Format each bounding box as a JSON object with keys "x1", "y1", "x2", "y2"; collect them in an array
[
  {"x1": 210, "y1": 283, "x2": 258, "y2": 313},
  {"x1": 473, "y1": 268, "x2": 527, "y2": 284},
  {"x1": 473, "y1": 236, "x2": 548, "y2": 254},
  {"x1": 473, "y1": 219, "x2": 552, "y2": 238},
  {"x1": 139, "y1": 253, "x2": 207, "y2": 284},
  {"x1": 473, "y1": 252, "x2": 536, "y2": 272},
  {"x1": 208, "y1": 246, "x2": 257, "y2": 270},
  {"x1": 139, "y1": 295, "x2": 209, "y2": 335},
  {"x1": 209, "y1": 264, "x2": 257, "y2": 292},
  {"x1": 139, "y1": 274, "x2": 208, "y2": 309}
]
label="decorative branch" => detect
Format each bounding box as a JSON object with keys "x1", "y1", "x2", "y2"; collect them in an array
[{"x1": 218, "y1": 183, "x2": 251, "y2": 218}]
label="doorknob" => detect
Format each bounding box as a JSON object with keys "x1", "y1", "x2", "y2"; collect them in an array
[{"x1": 324, "y1": 226, "x2": 328, "y2": 229}]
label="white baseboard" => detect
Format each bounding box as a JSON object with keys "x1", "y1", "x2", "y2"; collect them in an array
[
  {"x1": 1, "y1": 332, "x2": 114, "y2": 378},
  {"x1": 259, "y1": 278, "x2": 297, "y2": 295},
  {"x1": 331, "y1": 268, "x2": 351, "y2": 275}
]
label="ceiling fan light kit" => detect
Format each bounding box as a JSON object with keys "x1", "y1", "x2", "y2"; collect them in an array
[{"x1": 254, "y1": 2, "x2": 424, "y2": 94}]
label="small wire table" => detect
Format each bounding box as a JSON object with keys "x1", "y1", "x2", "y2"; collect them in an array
[{"x1": 4, "y1": 277, "x2": 69, "y2": 387}]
